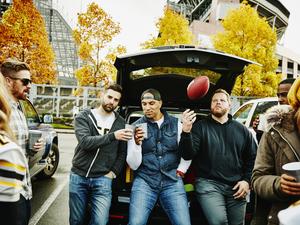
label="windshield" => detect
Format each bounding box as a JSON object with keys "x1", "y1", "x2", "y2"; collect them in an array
[{"x1": 130, "y1": 67, "x2": 221, "y2": 84}]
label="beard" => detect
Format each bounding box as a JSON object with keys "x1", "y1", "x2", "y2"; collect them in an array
[
  {"x1": 211, "y1": 107, "x2": 227, "y2": 118},
  {"x1": 102, "y1": 103, "x2": 115, "y2": 113}
]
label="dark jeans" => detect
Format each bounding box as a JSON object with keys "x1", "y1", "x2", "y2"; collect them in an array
[
  {"x1": 0, "y1": 195, "x2": 31, "y2": 225},
  {"x1": 195, "y1": 178, "x2": 247, "y2": 225}
]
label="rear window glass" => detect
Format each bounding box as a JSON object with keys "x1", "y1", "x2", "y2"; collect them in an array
[
  {"x1": 127, "y1": 111, "x2": 208, "y2": 124},
  {"x1": 130, "y1": 67, "x2": 221, "y2": 84}
]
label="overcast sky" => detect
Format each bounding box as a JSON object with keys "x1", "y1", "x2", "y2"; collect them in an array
[{"x1": 53, "y1": 0, "x2": 300, "y2": 55}]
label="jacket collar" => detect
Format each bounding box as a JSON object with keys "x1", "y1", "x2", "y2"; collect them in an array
[
  {"x1": 142, "y1": 110, "x2": 171, "y2": 124},
  {"x1": 265, "y1": 105, "x2": 296, "y2": 133}
]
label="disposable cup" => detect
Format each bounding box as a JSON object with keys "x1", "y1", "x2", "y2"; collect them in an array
[
  {"x1": 282, "y1": 162, "x2": 300, "y2": 182},
  {"x1": 125, "y1": 124, "x2": 135, "y2": 132},
  {"x1": 136, "y1": 123, "x2": 148, "y2": 139},
  {"x1": 28, "y1": 130, "x2": 42, "y2": 150}
]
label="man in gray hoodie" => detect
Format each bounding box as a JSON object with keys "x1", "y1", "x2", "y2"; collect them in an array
[{"x1": 69, "y1": 84, "x2": 132, "y2": 225}]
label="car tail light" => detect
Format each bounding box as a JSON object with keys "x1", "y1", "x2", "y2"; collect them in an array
[{"x1": 109, "y1": 214, "x2": 125, "y2": 219}]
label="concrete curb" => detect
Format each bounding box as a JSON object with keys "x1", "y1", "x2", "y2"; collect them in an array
[{"x1": 55, "y1": 129, "x2": 75, "y2": 134}]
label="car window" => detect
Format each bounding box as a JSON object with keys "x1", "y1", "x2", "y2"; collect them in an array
[
  {"x1": 233, "y1": 103, "x2": 253, "y2": 125},
  {"x1": 130, "y1": 67, "x2": 221, "y2": 84},
  {"x1": 127, "y1": 110, "x2": 207, "y2": 124},
  {"x1": 250, "y1": 101, "x2": 278, "y2": 127},
  {"x1": 21, "y1": 100, "x2": 40, "y2": 127}
]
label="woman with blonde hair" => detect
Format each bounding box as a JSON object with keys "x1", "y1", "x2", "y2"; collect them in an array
[{"x1": 0, "y1": 73, "x2": 31, "y2": 225}]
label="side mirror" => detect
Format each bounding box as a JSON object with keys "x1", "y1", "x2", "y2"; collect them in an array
[{"x1": 43, "y1": 114, "x2": 53, "y2": 124}]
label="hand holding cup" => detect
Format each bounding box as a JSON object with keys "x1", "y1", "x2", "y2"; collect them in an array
[
  {"x1": 114, "y1": 125, "x2": 134, "y2": 141},
  {"x1": 134, "y1": 126, "x2": 145, "y2": 145},
  {"x1": 280, "y1": 162, "x2": 300, "y2": 196}
]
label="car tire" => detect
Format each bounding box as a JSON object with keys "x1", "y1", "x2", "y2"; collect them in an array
[{"x1": 37, "y1": 143, "x2": 59, "y2": 179}]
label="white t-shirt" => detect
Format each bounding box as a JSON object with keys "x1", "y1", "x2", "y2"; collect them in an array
[{"x1": 91, "y1": 109, "x2": 115, "y2": 135}]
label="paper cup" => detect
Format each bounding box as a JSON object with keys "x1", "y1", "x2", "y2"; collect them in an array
[
  {"x1": 125, "y1": 124, "x2": 135, "y2": 132},
  {"x1": 28, "y1": 130, "x2": 43, "y2": 150},
  {"x1": 282, "y1": 162, "x2": 300, "y2": 182},
  {"x1": 257, "y1": 114, "x2": 267, "y2": 131},
  {"x1": 136, "y1": 123, "x2": 147, "y2": 139}
]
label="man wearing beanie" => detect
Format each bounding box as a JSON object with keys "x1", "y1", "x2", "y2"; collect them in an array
[{"x1": 251, "y1": 77, "x2": 300, "y2": 225}]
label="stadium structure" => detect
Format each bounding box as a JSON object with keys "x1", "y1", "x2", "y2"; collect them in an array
[
  {"x1": 169, "y1": 0, "x2": 300, "y2": 78},
  {"x1": 0, "y1": 0, "x2": 78, "y2": 85}
]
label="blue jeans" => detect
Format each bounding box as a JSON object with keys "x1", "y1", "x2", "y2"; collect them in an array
[
  {"x1": 195, "y1": 178, "x2": 247, "y2": 225},
  {"x1": 69, "y1": 172, "x2": 112, "y2": 225},
  {"x1": 128, "y1": 176, "x2": 191, "y2": 225}
]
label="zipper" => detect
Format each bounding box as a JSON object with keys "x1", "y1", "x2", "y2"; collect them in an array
[
  {"x1": 85, "y1": 114, "x2": 101, "y2": 177},
  {"x1": 272, "y1": 127, "x2": 300, "y2": 161}
]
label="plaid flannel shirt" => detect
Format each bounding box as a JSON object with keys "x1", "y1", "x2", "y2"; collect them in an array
[{"x1": 9, "y1": 99, "x2": 29, "y2": 156}]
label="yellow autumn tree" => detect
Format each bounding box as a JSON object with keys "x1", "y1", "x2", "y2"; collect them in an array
[
  {"x1": 141, "y1": 7, "x2": 210, "y2": 78},
  {"x1": 142, "y1": 7, "x2": 195, "y2": 48},
  {"x1": 213, "y1": 2, "x2": 280, "y2": 96},
  {"x1": 0, "y1": 0, "x2": 56, "y2": 84},
  {"x1": 73, "y1": 2, "x2": 126, "y2": 87}
]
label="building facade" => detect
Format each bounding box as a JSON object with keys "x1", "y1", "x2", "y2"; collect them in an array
[
  {"x1": 170, "y1": 0, "x2": 300, "y2": 78},
  {"x1": 0, "y1": 0, "x2": 79, "y2": 85}
]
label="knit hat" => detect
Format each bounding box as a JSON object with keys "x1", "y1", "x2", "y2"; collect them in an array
[{"x1": 287, "y1": 77, "x2": 300, "y2": 110}]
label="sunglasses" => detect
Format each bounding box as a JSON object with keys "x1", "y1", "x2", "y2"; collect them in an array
[
  {"x1": 276, "y1": 92, "x2": 288, "y2": 98},
  {"x1": 10, "y1": 77, "x2": 32, "y2": 86}
]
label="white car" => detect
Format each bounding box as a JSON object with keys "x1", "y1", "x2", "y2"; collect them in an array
[{"x1": 232, "y1": 97, "x2": 278, "y2": 141}]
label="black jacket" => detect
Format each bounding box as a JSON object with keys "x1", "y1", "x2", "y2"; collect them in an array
[
  {"x1": 71, "y1": 108, "x2": 127, "y2": 178},
  {"x1": 180, "y1": 114, "x2": 257, "y2": 185}
]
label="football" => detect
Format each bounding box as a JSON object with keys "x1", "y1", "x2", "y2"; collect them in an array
[{"x1": 187, "y1": 76, "x2": 210, "y2": 100}]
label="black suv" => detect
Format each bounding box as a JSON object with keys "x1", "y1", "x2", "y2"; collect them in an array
[
  {"x1": 20, "y1": 99, "x2": 59, "y2": 178},
  {"x1": 110, "y1": 46, "x2": 256, "y2": 224}
]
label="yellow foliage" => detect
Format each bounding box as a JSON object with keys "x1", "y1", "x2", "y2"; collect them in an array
[
  {"x1": 142, "y1": 7, "x2": 196, "y2": 49},
  {"x1": 213, "y1": 2, "x2": 279, "y2": 96},
  {"x1": 0, "y1": 0, "x2": 57, "y2": 84},
  {"x1": 73, "y1": 2, "x2": 125, "y2": 87}
]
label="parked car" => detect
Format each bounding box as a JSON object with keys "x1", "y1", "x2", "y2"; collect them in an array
[
  {"x1": 232, "y1": 97, "x2": 278, "y2": 142},
  {"x1": 109, "y1": 45, "x2": 257, "y2": 225},
  {"x1": 19, "y1": 99, "x2": 59, "y2": 178}
]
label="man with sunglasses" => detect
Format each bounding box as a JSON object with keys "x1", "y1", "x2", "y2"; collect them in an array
[{"x1": 1, "y1": 58, "x2": 43, "y2": 225}]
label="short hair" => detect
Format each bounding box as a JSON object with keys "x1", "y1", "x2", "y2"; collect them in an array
[
  {"x1": 212, "y1": 89, "x2": 231, "y2": 103},
  {"x1": 279, "y1": 78, "x2": 295, "y2": 85},
  {"x1": 141, "y1": 89, "x2": 162, "y2": 101},
  {"x1": 0, "y1": 59, "x2": 31, "y2": 78},
  {"x1": 106, "y1": 83, "x2": 122, "y2": 95}
]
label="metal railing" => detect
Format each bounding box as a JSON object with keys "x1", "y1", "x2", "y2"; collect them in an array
[{"x1": 29, "y1": 84, "x2": 257, "y2": 118}]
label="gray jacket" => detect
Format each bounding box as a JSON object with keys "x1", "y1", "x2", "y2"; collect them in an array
[{"x1": 71, "y1": 108, "x2": 127, "y2": 178}]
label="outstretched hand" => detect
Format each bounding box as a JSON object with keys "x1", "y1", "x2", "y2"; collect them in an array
[
  {"x1": 181, "y1": 109, "x2": 196, "y2": 133},
  {"x1": 114, "y1": 128, "x2": 133, "y2": 141}
]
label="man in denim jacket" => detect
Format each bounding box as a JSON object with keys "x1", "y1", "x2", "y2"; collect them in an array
[{"x1": 126, "y1": 88, "x2": 195, "y2": 225}]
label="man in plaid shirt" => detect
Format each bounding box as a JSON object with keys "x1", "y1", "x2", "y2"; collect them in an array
[{"x1": 1, "y1": 59, "x2": 44, "y2": 225}]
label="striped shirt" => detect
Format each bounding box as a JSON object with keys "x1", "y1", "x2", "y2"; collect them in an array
[
  {"x1": 0, "y1": 133, "x2": 32, "y2": 201},
  {"x1": 9, "y1": 99, "x2": 29, "y2": 157}
]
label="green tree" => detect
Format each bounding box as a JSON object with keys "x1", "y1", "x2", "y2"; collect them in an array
[
  {"x1": 73, "y1": 2, "x2": 126, "y2": 87},
  {"x1": 0, "y1": 0, "x2": 56, "y2": 84},
  {"x1": 213, "y1": 2, "x2": 281, "y2": 96}
]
